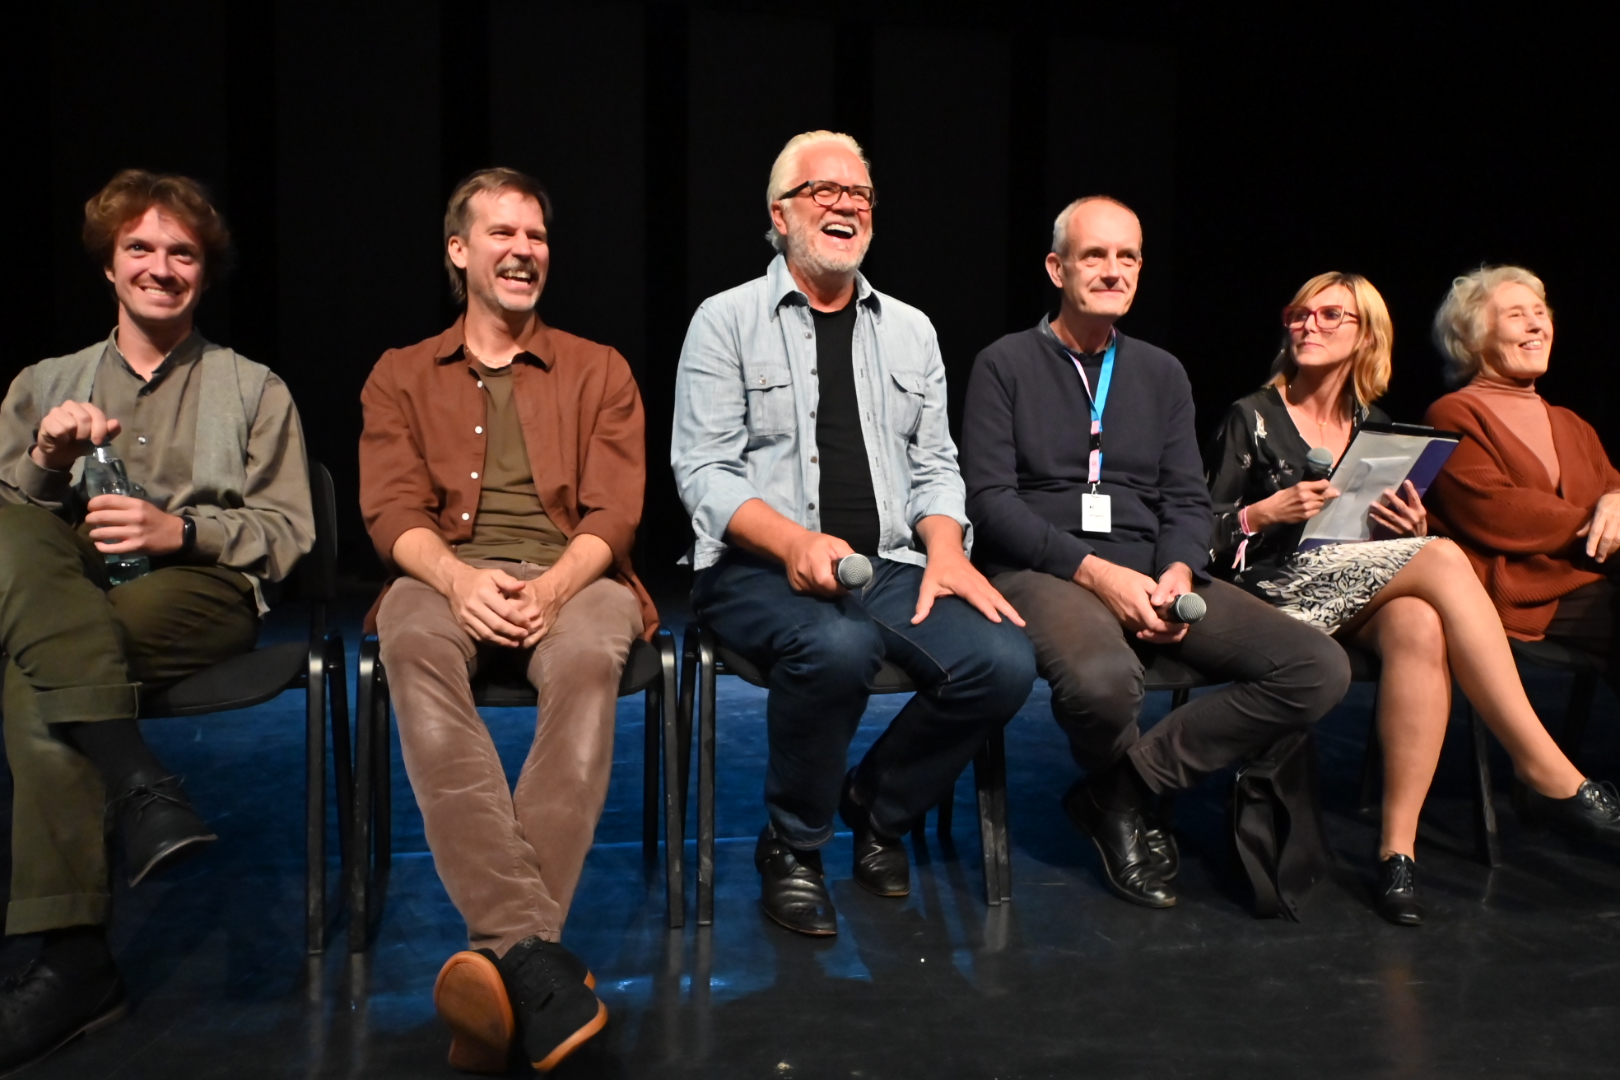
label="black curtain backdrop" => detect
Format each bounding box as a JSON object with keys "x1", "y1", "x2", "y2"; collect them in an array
[{"x1": 6, "y1": 1, "x2": 1614, "y2": 596}]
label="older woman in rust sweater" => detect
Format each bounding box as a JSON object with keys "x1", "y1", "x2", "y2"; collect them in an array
[{"x1": 1425, "y1": 266, "x2": 1620, "y2": 660}]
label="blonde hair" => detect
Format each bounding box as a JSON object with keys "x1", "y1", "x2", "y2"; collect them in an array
[
  {"x1": 763, "y1": 130, "x2": 871, "y2": 252},
  {"x1": 1432, "y1": 265, "x2": 1550, "y2": 387},
  {"x1": 1268, "y1": 271, "x2": 1393, "y2": 411}
]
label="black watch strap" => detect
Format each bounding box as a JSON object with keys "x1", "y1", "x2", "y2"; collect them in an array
[{"x1": 179, "y1": 514, "x2": 197, "y2": 554}]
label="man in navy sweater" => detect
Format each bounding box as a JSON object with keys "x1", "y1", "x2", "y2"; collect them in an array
[{"x1": 960, "y1": 197, "x2": 1349, "y2": 909}]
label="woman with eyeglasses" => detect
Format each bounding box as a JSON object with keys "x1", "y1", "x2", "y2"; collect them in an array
[{"x1": 1204, "y1": 271, "x2": 1619, "y2": 926}]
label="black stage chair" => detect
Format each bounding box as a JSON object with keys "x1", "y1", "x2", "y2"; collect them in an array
[
  {"x1": 678, "y1": 624, "x2": 1014, "y2": 926},
  {"x1": 1509, "y1": 638, "x2": 1610, "y2": 764},
  {"x1": 138, "y1": 460, "x2": 349, "y2": 954},
  {"x1": 348, "y1": 625, "x2": 681, "y2": 953}
]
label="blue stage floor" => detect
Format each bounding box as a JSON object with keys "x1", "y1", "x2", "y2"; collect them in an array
[{"x1": 5, "y1": 601, "x2": 1620, "y2": 1078}]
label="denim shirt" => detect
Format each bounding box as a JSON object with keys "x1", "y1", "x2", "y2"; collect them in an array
[{"x1": 672, "y1": 254, "x2": 969, "y2": 571}]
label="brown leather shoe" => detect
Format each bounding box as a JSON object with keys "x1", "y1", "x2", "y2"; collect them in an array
[{"x1": 434, "y1": 951, "x2": 514, "y2": 1074}]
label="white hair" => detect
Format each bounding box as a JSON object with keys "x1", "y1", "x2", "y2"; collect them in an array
[
  {"x1": 1432, "y1": 265, "x2": 1549, "y2": 387},
  {"x1": 1050, "y1": 195, "x2": 1139, "y2": 256},
  {"x1": 763, "y1": 130, "x2": 871, "y2": 252}
]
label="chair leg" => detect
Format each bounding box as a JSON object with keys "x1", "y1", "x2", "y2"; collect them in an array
[
  {"x1": 643, "y1": 685, "x2": 660, "y2": 866},
  {"x1": 374, "y1": 674, "x2": 393, "y2": 876},
  {"x1": 657, "y1": 630, "x2": 684, "y2": 928},
  {"x1": 1171, "y1": 688, "x2": 1190, "y2": 710},
  {"x1": 328, "y1": 634, "x2": 353, "y2": 864},
  {"x1": 973, "y1": 739, "x2": 1003, "y2": 907},
  {"x1": 696, "y1": 627, "x2": 718, "y2": 927},
  {"x1": 305, "y1": 636, "x2": 329, "y2": 956},
  {"x1": 1359, "y1": 702, "x2": 1382, "y2": 817},
  {"x1": 1469, "y1": 705, "x2": 1501, "y2": 868},
  {"x1": 350, "y1": 640, "x2": 378, "y2": 954},
  {"x1": 1557, "y1": 671, "x2": 1598, "y2": 765}
]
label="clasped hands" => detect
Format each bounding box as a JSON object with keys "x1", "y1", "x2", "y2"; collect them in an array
[
  {"x1": 1078, "y1": 556, "x2": 1196, "y2": 645},
  {"x1": 30, "y1": 398, "x2": 184, "y2": 556},
  {"x1": 446, "y1": 564, "x2": 564, "y2": 648}
]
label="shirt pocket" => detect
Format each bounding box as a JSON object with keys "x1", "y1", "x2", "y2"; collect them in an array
[
  {"x1": 887, "y1": 368, "x2": 926, "y2": 438},
  {"x1": 743, "y1": 360, "x2": 795, "y2": 437}
]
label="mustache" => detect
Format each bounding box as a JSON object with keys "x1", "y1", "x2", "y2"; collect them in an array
[{"x1": 495, "y1": 256, "x2": 539, "y2": 278}]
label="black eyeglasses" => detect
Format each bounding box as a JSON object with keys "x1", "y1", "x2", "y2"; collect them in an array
[
  {"x1": 778, "y1": 180, "x2": 877, "y2": 210},
  {"x1": 1282, "y1": 304, "x2": 1359, "y2": 331}
]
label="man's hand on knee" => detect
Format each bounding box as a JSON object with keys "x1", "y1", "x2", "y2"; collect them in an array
[
  {"x1": 1074, "y1": 555, "x2": 1185, "y2": 644},
  {"x1": 448, "y1": 564, "x2": 534, "y2": 646}
]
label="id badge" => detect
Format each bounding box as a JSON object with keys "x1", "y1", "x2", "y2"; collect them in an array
[{"x1": 1081, "y1": 492, "x2": 1112, "y2": 534}]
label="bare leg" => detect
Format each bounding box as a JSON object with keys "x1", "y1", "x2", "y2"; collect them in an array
[
  {"x1": 1347, "y1": 597, "x2": 1451, "y2": 859},
  {"x1": 1342, "y1": 539, "x2": 1583, "y2": 799}
]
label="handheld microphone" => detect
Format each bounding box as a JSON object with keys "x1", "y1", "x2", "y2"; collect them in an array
[
  {"x1": 836, "y1": 553, "x2": 874, "y2": 589},
  {"x1": 1304, "y1": 447, "x2": 1334, "y2": 482},
  {"x1": 1167, "y1": 592, "x2": 1206, "y2": 624}
]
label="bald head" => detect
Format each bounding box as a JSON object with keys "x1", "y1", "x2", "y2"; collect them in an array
[{"x1": 1046, "y1": 198, "x2": 1143, "y2": 326}]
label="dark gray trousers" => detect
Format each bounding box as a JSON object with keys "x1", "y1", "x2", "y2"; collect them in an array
[{"x1": 993, "y1": 571, "x2": 1350, "y2": 793}]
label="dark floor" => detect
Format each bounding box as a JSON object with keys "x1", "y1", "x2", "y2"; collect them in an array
[{"x1": 6, "y1": 601, "x2": 1620, "y2": 1079}]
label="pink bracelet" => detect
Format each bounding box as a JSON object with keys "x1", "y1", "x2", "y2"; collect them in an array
[{"x1": 1238, "y1": 505, "x2": 1255, "y2": 536}]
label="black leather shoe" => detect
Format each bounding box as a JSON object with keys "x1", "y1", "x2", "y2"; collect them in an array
[
  {"x1": 1062, "y1": 781, "x2": 1176, "y2": 909},
  {"x1": 1375, "y1": 854, "x2": 1425, "y2": 926},
  {"x1": 106, "y1": 774, "x2": 217, "y2": 887},
  {"x1": 839, "y1": 777, "x2": 910, "y2": 898},
  {"x1": 1143, "y1": 797, "x2": 1180, "y2": 882},
  {"x1": 0, "y1": 953, "x2": 127, "y2": 1076},
  {"x1": 496, "y1": 938, "x2": 607, "y2": 1073},
  {"x1": 1516, "y1": 779, "x2": 1620, "y2": 845},
  {"x1": 754, "y1": 826, "x2": 838, "y2": 936}
]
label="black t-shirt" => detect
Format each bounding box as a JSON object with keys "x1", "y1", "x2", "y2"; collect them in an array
[{"x1": 812, "y1": 302, "x2": 881, "y2": 556}]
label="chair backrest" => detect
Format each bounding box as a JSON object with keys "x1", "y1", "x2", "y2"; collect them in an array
[{"x1": 299, "y1": 460, "x2": 339, "y2": 605}]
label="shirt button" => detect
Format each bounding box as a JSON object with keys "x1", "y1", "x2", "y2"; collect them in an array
[
  {"x1": 810, "y1": 455, "x2": 818, "y2": 463},
  {"x1": 477, "y1": 380, "x2": 484, "y2": 388},
  {"x1": 804, "y1": 332, "x2": 812, "y2": 339},
  {"x1": 475, "y1": 426, "x2": 483, "y2": 434},
  {"x1": 809, "y1": 410, "x2": 816, "y2": 418},
  {"x1": 471, "y1": 471, "x2": 479, "y2": 480},
  {"x1": 137, "y1": 436, "x2": 147, "y2": 445},
  {"x1": 461, "y1": 512, "x2": 470, "y2": 521},
  {"x1": 811, "y1": 368, "x2": 818, "y2": 375},
  {"x1": 808, "y1": 502, "x2": 816, "y2": 510}
]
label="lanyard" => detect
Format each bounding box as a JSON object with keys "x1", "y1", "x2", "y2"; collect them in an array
[{"x1": 1067, "y1": 333, "x2": 1117, "y2": 486}]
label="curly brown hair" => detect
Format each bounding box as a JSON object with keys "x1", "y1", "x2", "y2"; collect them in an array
[{"x1": 82, "y1": 170, "x2": 232, "y2": 286}]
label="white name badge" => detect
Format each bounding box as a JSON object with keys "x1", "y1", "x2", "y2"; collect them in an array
[{"x1": 1082, "y1": 492, "x2": 1112, "y2": 534}]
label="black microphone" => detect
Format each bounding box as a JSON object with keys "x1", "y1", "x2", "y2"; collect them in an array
[
  {"x1": 1166, "y1": 592, "x2": 1206, "y2": 624},
  {"x1": 836, "y1": 553, "x2": 873, "y2": 589},
  {"x1": 1304, "y1": 447, "x2": 1334, "y2": 482}
]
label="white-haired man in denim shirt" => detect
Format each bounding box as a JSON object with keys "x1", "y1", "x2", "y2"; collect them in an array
[{"x1": 671, "y1": 130, "x2": 1036, "y2": 936}]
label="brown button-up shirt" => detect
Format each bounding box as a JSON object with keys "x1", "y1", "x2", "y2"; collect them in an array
[{"x1": 359, "y1": 316, "x2": 656, "y2": 636}]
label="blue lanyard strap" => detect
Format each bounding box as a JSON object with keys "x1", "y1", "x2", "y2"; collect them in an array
[{"x1": 1067, "y1": 333, "x2": 1117, "y2": 486}]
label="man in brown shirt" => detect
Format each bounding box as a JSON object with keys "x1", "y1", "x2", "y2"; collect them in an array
[
  {"x1": 359, "y1": 168, "x2": 653, "y2": 1075},
  {"x1": 0, "y1": 171, "x2": 314, "y2": 1073}
]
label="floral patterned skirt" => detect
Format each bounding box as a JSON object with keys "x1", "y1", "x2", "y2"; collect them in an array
[{"x1": 1256, "y1": 537, "x2": 1435, "y2": 632}]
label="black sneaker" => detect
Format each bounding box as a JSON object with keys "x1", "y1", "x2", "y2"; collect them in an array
[
  {"x1": 106, "y1": 774, "x2": 217, "y2": 887},
  {"x1": 0, "y1": 953, "x2": 127, "y2": 1076},
  {"x1": 495, "y1": 938, "x2": 607, "y2": 1073}
]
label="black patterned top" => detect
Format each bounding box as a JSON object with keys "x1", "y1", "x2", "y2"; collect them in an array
[{"x1": 1203, "y1": 384, "x2": 1384, "y2": 588}]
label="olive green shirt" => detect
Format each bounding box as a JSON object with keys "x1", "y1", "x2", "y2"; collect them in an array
[
  {"x1": 455, "y1": 358, "x2": 568, "y2": 567},
  {"x1": 0, "y1": 330, "x2": 315, "y2": 587}
]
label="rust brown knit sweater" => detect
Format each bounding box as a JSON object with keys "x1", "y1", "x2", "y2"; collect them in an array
[{"x1": 1425, "y1": 389, "x2": 1620, "y2": 639}]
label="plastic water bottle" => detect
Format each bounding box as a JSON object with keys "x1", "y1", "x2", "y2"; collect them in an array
[{"x1": 83, "y1": 444, "x2": 152, "y2": 584}]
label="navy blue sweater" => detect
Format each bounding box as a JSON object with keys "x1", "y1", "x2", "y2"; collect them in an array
[{"x1": 961, "y1": 320, "x2": 1213, "y2": 581}]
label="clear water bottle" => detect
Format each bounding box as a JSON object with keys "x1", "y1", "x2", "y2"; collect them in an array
[{"x1": 83, "y1": 444, "x2": 152, "y2": 584}]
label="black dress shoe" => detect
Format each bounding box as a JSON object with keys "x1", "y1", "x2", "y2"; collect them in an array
[
  {"x1": 755, "y1": 826, "x2": 838, "y2": 936},
  {"x1": 106, "y1": 774, "x2": 217, "y2": 887},
  {"x1": 1516, "y1": 779, "x2": 1620, "y2": 845},
  {"x1": 0, "y1": 952, "x2": 127, "y2": 1076},
  {"x1": 1143, "y1": 795, "x2": 1179, "y2": 881},
  {"x1": 1062, "y1": 781, "x2": 1176, "y2": 909},
  {"x1": 1375, "y1": 854, "x2": 1425, "y2": 926},
  {"x1": 839, "y1": 777, "x2": 910, "y2": 898}
]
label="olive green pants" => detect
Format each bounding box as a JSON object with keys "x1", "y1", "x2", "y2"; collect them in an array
[{"x1": 0, "y1": 504, "x2": 258, "y2": 934}]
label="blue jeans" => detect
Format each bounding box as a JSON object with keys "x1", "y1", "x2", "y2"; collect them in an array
[{"x1": 692, "y1": 553, "x2": 1036, "y2": 848}]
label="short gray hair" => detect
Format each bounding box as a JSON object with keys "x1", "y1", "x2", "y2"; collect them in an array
[
  {"x1": 763, "y1": 130, "x2": 871, "y2": 252},
  {"x1": 1432, "y1": 265, "x2": 1549, "y2": 387},
  {"x1": 1050, "y1": 195, "x2": 1138, "y2": 256}
]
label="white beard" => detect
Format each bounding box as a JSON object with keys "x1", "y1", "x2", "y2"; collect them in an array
[{"x1": 783, "y1": 216, "x2": 871, "y2": 276}]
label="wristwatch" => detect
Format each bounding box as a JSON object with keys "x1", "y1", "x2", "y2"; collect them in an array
[{"x1": 179, "y1": 514, "x2": 197, "y2": 555}]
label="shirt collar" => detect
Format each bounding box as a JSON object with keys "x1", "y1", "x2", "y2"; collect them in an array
[
  {"x1": 105, "y1": 326, "x2": 206, "y2": 385},
  {"x1": 1037, "y1": 315, "x2": 1115, "y2": 360},
  {"x1": 767, "y1": 252, "x2": 880, "y2": 315},
  {"x1": 432, "y1": 313, "x2": 553, "y2": 370}
]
